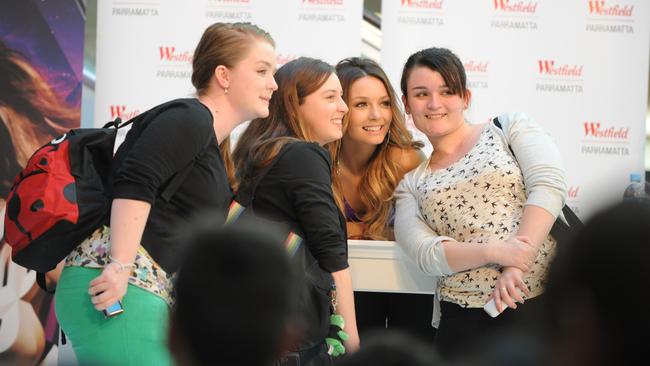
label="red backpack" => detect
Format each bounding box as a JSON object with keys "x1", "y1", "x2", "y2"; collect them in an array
[
  {"x1": 3, "y1": 118, "x2": 129, "y2": 272},
  {"x1": 4, "y1": 109, "x2": 205, "y2": 273}
]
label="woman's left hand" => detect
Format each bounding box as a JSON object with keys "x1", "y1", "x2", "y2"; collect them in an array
[{"x1": 491, "y1": 266, "x2": 530, "y2": 313}]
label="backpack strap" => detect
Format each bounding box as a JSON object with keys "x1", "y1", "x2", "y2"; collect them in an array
[
  {"x1": 159, "y1": 134, "x2": 213, "y2": 202},
  {"x1": 492, "y1": 117, "x2": 517, "y2": 158}
]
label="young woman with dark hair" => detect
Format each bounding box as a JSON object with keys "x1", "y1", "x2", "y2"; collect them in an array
[{"x1": 395, "y1": 47, "x2": 567, "y2": 360}]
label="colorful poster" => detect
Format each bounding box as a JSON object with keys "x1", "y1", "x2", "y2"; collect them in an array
[{"x1": 0, "y1": 1, "x2": 84, "y2": 364}]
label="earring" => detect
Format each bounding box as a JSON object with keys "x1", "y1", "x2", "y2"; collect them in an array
[{"x1": 224, "y1": 88, "x2": 229, "y2": 95}]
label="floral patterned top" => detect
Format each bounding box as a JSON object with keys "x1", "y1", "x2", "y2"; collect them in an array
[
  {"x1": 65, "y1": 226, "x2": 175, "y2": 306},
  {"x1": 417, "y1": 127, "x2": 556, "y2": 308}
]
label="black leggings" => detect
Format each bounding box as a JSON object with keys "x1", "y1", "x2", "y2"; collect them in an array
[
  {"x1": 354, "y1": 292, "x2": 436, "y2": 343},
  {"x1": 434, "y1": 296, "x2": 544, "y2": 361}
]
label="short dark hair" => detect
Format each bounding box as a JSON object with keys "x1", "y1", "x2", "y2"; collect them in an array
[
  {"x1": 400, "y1": 47, "x2": 468, "y2": 101},
  {"x1": 170, "y1": 216, "x2": 293, "y2": 366}
]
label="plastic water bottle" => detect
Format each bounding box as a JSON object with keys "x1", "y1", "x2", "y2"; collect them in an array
[{"x1": 623, "y1": 173, "x2": 645, "y2": 201}]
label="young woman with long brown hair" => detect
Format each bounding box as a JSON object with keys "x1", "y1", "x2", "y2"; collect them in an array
[
  {"x1": 327, "y1": 57, "x2": 434, "y2": 342},
  {"x1": 234, "y1": 57, "x2": 359, "y2": 366},
  {"x1": 329, "y1": 57, "x2": 424, "y2": 241}
]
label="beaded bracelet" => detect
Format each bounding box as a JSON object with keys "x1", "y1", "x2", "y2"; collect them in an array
[{"x1": 108, "y1": 255, "x2": 137, "y2": 272}]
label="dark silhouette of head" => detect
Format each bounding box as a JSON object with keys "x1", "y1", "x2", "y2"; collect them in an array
[
  {"x1": 544, "y1": 201, "x2": 650, "y2": 366},
  {"x1": 336, "y1": 330, "x2": 444, "y2": 366},
  {"x1": 169, "y1": 216, "x2": 295, "y2": 366}
]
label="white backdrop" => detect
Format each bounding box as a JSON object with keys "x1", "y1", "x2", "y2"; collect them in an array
[
  {"x1": 381, "y1": 0, "x2": 649, "y2": 219},
  {"x1": 94, "y1": 0, "x2": 649, "y2": 219},
  {"x1": 95, "y1": 0, "x2": 363, "y2": 149},
  {"x1": 95, "y1": 0, "x2": 363, "y2": 122}
]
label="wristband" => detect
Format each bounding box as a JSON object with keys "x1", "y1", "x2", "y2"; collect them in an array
[{"x1": 108, "y1": 255, "x2": 136, "y2": 272}]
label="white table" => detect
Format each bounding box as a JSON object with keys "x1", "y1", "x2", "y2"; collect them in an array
[{"x1": 348, "y1": 240, "x2": 435, "y2": 294}]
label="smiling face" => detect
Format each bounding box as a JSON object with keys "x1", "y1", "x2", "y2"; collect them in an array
[
  {"x1": 227, "y1": 39, "x2": 278, "y2": 120},
  {"x1": 298, "y1": 73, "x2": 348, "y2": 145},
  {"x1": 403, "y1": 66, "x2": 470, "y2": 140},
  {"x1": 343, "y1": 76, "x2": 393, "y2": 146}
]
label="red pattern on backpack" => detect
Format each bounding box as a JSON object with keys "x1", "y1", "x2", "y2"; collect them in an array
[{"x1": 5, "y1": 137, "x2": 79, "y2": 254}]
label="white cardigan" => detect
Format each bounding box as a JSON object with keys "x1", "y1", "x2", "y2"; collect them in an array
[{"x1": 394, "y1": 112, "x2": 567, "y2": 326}]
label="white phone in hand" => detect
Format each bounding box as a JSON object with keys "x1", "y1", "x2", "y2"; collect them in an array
[
  {"x1": 484, "y1": 287, "x2": 526, "y2": 317},
  {"x1": 483, "y1": 298, "x2": 504, "y2": 318}
]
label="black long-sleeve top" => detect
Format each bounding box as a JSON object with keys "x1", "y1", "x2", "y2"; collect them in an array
[
  {"x1": 251, "y1": 141, "x2": 348, "y2": 273},
  {"x1": 111, "y1": 98, "x2": 232, "y2": 273}
]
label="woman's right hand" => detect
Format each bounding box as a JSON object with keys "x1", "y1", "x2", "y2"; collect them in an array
[
  {"x1": 88, "y1": 262, "x2": 131, "y2": 311},
  {"x1": 488, "y1": 236, "x2": 536, "y2": 272}
]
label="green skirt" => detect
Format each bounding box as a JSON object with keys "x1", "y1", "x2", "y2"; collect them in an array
[{"x1": 55, "y1": 266, "x2": 172, "y2": 366}]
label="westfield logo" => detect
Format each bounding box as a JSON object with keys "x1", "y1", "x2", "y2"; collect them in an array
[
  {"x1": 583, "y1": 122, "x2": 629, "y2": 139},
  {"x1": 538, "y1": 60, "x2": 583, "y2": 77},
  {"x1": 401, "y1": 0, "x2": 444, "y2": 8},
  {"x1": 302, "y1": 0, "x2": 344, "y2": 5},
  {"x1": 109, "y1": 105, "x2": 140, "y2": 121},
  {"x1": 277, "y1": 54, "x2": 298, "y2": 67},
  {"x1": 493, "y1": 0, "x2": 537, "y2": 12},
  {"x1": 588, "y1": 1, "x2": 634, "y2": 16},
  {"x1": 464, "y1": 61, "x2": 488, "y2": 73},
  {"x1": 159, "y1": 47, "x2": 193, "y2": 62}
]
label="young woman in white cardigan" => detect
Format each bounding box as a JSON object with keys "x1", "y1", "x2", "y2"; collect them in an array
[{"x1": 394, "y1": 47, "x2": 567, "y2": 360}]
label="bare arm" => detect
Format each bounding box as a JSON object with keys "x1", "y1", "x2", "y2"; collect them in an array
[
  {"x1": 88, "y1": 198, "x2": 151, "y2": 310},
  {"x1": 515, "y1": 205, "x2": 555, "y2": 250},
  {"x1": 331, "y1": 268, "x2": 359, "y2": 352}
]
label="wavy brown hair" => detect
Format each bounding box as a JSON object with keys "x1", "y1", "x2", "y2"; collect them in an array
[
  {"x1": 233, "y1": 57, "x2": 334, "y2": 187},
  {"x1": 0, "y1": 41, "x2": 79, "y2": 198},
  {"x1": 328, "y1": 57, "x2": 422, "y2": 240}
]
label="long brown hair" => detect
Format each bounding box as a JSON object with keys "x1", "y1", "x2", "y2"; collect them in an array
[
  {"x1": 233, "y1": 57, "x2": 334, "y2": 187},
  {"x1": 329, "y1": 57, "x2": 422, "y2": 240},
  {"x1": 0, "y1": 41, "x2": 79, "y2": 197}
]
